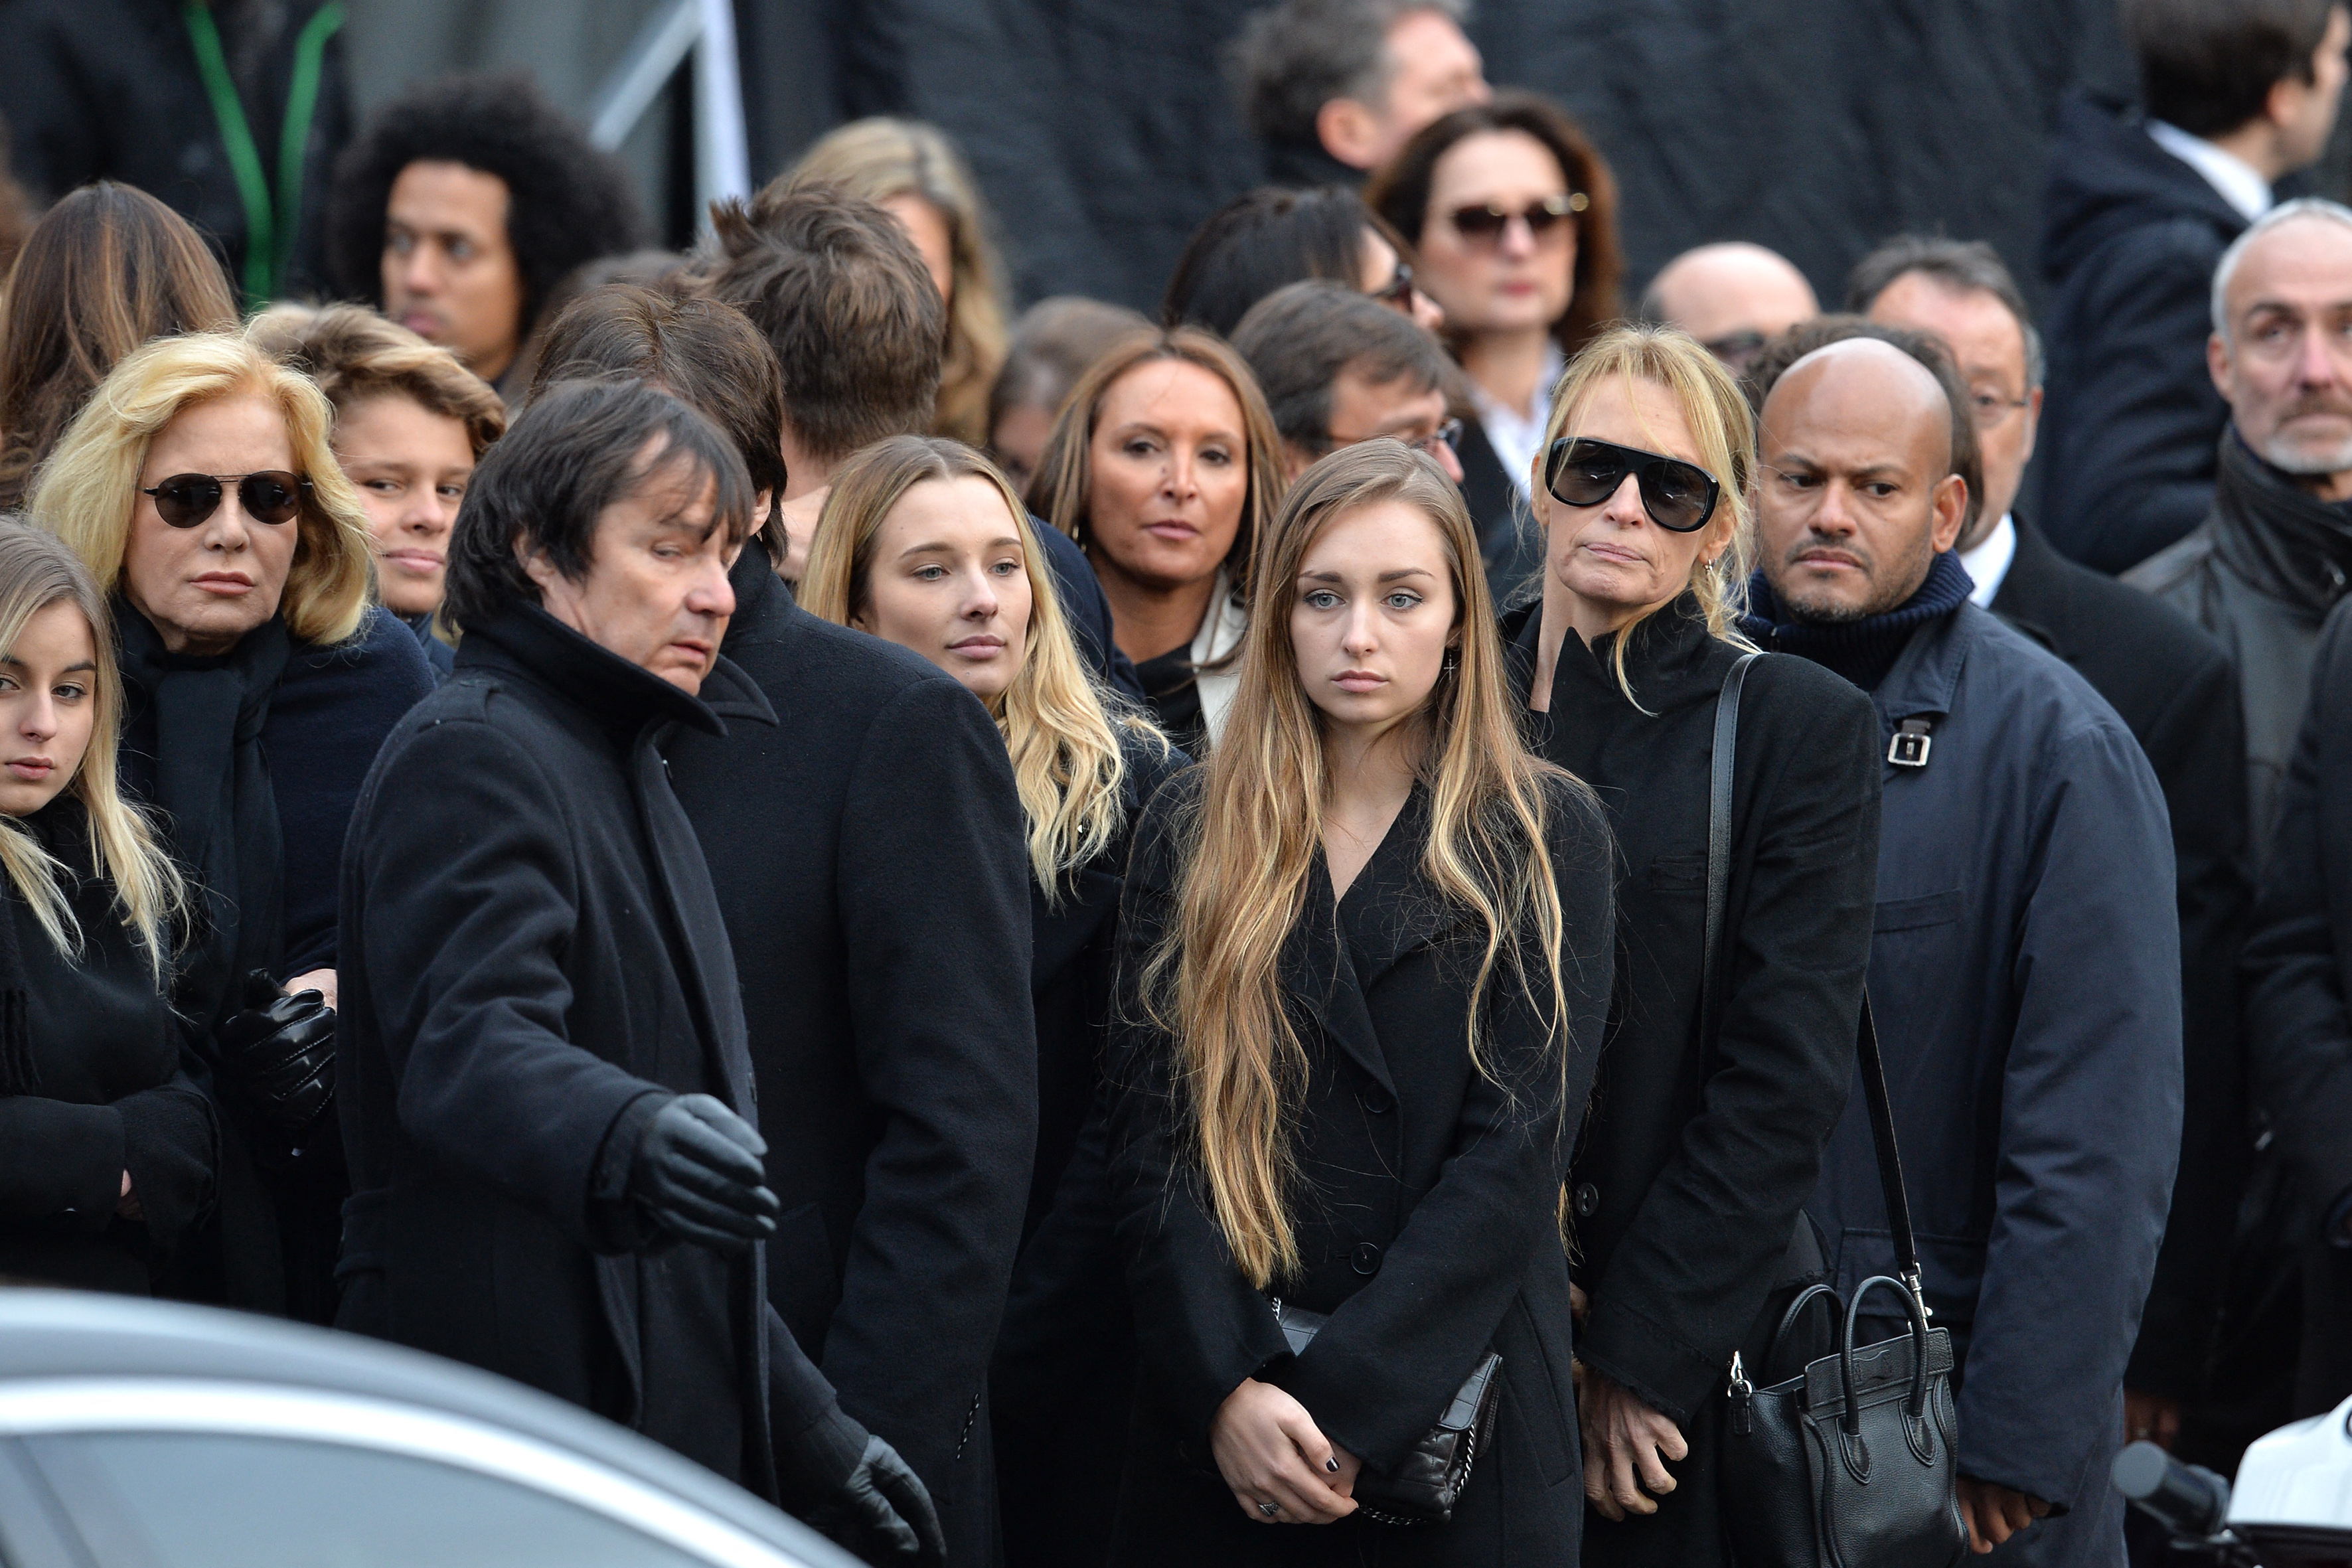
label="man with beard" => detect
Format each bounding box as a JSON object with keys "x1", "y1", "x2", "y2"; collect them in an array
[
  {"x1": 2130, "y1": 198, "x2": 2352, "y2": 861},
  {"x1": 1749, "y1": 339, "x2": 2181, "y2": 1565}
]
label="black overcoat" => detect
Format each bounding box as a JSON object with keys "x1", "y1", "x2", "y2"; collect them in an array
[
  {"x1": 1103, "y1": 773, "x2": 1614, "y2": 1566},
  {"x1": 335, "y1": 601, "x2": 832, "y2": 1498},
  {"x1": 2243, "y1": 596, "x2": 2352, "y2": 1416},
  {"x1": 1502, "y1": 597, "x2": 1881, "y2": 1565},
  {"x1": 1991, "y1": 514, "x2": 2252, "y2": 1402},
  {"x1": 0, "y1": 797, "x2": 215, "y2": 1293},
  {"x1": 994, "y1": 727, "x2": 1186, "y2": 1567},
  {"x1": 1454, "y1": 420, "x2": 1546, "y2": 609},
  {"x1": 668, "y1": 554, "x2": 1036, "y2": 1560}
]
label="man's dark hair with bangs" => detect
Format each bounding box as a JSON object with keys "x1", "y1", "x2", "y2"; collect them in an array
[
  {"x1": 526, "y1": 283, "x2": 793, "y2": 562},
  {"x1": 324, "y1": 72, "x2": 649, "y2": 341},
  {"x1": 443, "y1": 377, "x2": 756, "y2": 629}
]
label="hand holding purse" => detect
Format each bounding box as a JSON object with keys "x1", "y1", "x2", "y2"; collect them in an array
[{"x1": 1269, "y1": 1297, "x2": 1501, "y2": 1526}]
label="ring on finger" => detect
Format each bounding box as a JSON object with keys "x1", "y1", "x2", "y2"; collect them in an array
[{"x1": 1259, "y1": 1499, "x2": 1281, "y2": 1518}]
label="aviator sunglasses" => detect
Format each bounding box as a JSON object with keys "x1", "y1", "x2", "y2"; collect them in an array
[
  {"x1": 140, "y1": 471, "x2": 311, "y2": 529},
  {"x1": 1449, "y1": 191, "x2": 1590, "y2": 245},
  {"x1": 1543, "y1": 438, "x2": 1721, "y2": 532}
]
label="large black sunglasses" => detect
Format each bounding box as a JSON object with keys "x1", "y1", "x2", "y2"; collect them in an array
[
  {"x1": 140, "y1": 471, "x2": 309, "y2": 529},
  {"x1": 1543, "y1": 438, "x2": 1721, "y2": 532}
]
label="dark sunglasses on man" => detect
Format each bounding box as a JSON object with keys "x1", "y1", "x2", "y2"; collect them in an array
[
  {"x1": 141, "y1": 471, "x2": 311, "y2": 529},
  {"x1": 1543, "y1": 437, "x2": 1720, "y2": 532},
  {"x1": 1449, "y1": 191, "x2": 1591, "y2": 246}
]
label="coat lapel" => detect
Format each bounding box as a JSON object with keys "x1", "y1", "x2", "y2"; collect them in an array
[
  {"x1": 1342, "y1": 785, "x2": 1469, "y2": 993},
  {"x1": 1281, "y1": 865, "x2": 1396, "y2": 1098}
]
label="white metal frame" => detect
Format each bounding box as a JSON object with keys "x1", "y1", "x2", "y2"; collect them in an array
[{"x1": 587, "y1": 0, "x2": 751, "y2": 230}]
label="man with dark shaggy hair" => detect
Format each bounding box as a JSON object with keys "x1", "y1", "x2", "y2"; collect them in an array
[{"x1": 325, "y1": 72, "x2": 647, "y2": 396}]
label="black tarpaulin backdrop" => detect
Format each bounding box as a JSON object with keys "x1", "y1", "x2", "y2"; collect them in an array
[{"x1": 740, "y1": 0, "x2": 2144, "y2": 315}]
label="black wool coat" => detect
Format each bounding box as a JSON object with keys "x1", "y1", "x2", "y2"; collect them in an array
[
  {"x1": 1991, "y1": 514, "x2": 2252, "y2": 1402},
  {"x1": 118, "y1": 602, "x2": 435, "y2": 1320},
  {"x1": 335, "y1": 601, "x2": 833, "y2": 1498},
  {"x1": 0, "y1": 798, "x2": 215, "y2": 1294},
  {"x1": 2037, "y1": 91, "x2": 2249, "y2": 572},
  {"x1": 1103, "y1": 773, "x2": 1615, "y2": 1567},
  {"x1": 1502, "y1": 597, "x2": 1881, "y2": 1567},
  {"x1": 2243, "y1": 597, "x2": 2352, "y2": 1416},
  {"x1": 667, "y1": 554, "x2": 1036, "y2": 1560},
  {"x1": 993, "y1": 728, "x2": 1187, "y2": 1568}
]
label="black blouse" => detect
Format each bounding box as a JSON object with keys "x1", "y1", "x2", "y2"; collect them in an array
[{"x1": 0, "y1": 798, "x2": 215, "y2": 1293}]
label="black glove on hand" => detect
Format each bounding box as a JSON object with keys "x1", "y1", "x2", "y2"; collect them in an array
[
  {"x1": 781, "y1": 1401, "x2": 945, "y2": 1565},
  {"x1": 214, "y1": 969, "x2": 336, "y2": 1133},
  {"x1": 625, "y1": 1094, "x2": 779, "y2": 1250}
]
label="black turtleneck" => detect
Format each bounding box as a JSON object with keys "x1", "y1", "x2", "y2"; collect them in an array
[{"x1": 1746, "y1": 550, "x2": 1976, "y2": 692}]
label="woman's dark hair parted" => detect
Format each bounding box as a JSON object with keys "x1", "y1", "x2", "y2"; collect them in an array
[
  {"x1": 323, "y1": 72, "x2": 649, "y2": 335},
  {"x1": 1161, "y1": 185, "x2": 1417, "y2": 337},
  {"x1": 442, "y1": 377, "x2": 759, "y2": 628},
  {"x1": 0, "y1": 183, "x2": 239, "y2": 509},
  {"x1": 1366, "y1": 90, "x2": 1623, "y2": 356}
]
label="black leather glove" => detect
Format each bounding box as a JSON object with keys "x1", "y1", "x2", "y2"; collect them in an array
[
  {"x1": 214, "y1": 969, "x2": 335, "y2": 1133},
  {"x1": 780, "y1": 1401, "x2": 945, "y2": 1565},
  {"x1": 625, "y1": 1094, "x2": 779, "y2": 1250}
]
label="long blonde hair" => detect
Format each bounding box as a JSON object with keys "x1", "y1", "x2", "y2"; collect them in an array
[
  {"x1": 1539, "y1": 323, "x2": 1758, "y2": 696},
  {"x1": 1146, "y1": 441, "x2": 1584, "y2": 1289},
  {"x1": 29, "y1": 327, "x2": 376, "y2": 647},
  {"x1": 805, "y1": 435, "x2": 1150, "y2": 897},
  {"x1": 788, "y1": 119, "x2": 1009, "y2": 449},
  {"x1": 0, "y1": 519, "x2": 183, "y2": 972}
]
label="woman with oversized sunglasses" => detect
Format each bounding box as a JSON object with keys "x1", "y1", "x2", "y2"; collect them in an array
[
  {"x1": 1368, "y1": 93, "x2": 1622, "y2": 599},
  {"x1": 1500, "y1": 323, "x2": 1884, "y2": 1568},
  {"x1": 29, "y1": 327, "x2": 438, "y2": 1323}
]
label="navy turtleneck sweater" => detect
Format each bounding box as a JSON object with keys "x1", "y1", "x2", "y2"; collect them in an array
[{"x1": 1745, "y1": 550, "x2": 1976, "y2": 692}]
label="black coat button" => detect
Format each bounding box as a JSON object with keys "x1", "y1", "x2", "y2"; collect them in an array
[
  {"x1": 1357, "y1": 1087, "x2": 1395, "y2": 1114},
  {"x1": 1351, "y1": 1242, "x2": 1382, "y2": 1276},
  {"x1": 1573, "y1": 1182, "x2": 1601, "y2": 1218}
]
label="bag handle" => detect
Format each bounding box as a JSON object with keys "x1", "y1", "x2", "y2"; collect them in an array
[
  {"x1": 1841, "y1": 1275, "x2": 1931, "y2": 1429},
  {"x1": 1703, "y1": 653, "x2": 1925, "y2": 1311}
]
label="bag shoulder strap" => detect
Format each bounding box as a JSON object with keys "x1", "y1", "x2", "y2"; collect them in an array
[
  {"x1": 1698, "y1": 651, "x2": 1759, "y2": 1051},
  {"x1": 1701, "y1": 652, "x2": 1925, "y2": 1303}
]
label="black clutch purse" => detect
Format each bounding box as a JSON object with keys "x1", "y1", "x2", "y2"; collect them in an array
[{"x1": 1270, "y1": 1297, "x2": 1500, "y2": 1526}]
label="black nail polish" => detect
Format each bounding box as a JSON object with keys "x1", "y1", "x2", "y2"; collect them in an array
[{"x1": 1325, "y1": 1457, "x2": 1340, "y2": 1473}]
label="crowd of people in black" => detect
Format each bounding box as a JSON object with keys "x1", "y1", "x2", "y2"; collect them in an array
[{"x1": 5, "y1": 0, "x2": 2352, "y2": 1565}]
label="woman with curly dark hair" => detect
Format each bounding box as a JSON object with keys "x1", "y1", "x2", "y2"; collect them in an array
[
  {"x1": 323, "y1": 72, "x2": 647, "y2": 398},
  {"x1": 1368, "y1": 93, "x2": 1622, "y2": 602}
]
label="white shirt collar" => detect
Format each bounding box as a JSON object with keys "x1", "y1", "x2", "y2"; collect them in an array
[
  {"x1": 2146, "y1": 120, "x2": 2272, "y2": 222},
  {"x1": 1959, "y1": 513, "x2": 2017, "y2": 607},
  {"x1": 1468, "y1": 341, "x2": 1567, "y2": 499}
]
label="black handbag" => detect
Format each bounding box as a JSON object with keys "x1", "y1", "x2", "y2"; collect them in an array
[
  {"x1": 1700, "y1": 655, "x2": 1968, "y2": 1568},
  {"x1": 1269, "y1": 1297, "x2": 1501, "y2": 1525}
]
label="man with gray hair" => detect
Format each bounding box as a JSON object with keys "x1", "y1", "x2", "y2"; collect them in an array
[
  {"x1": 1854, "y1": 234, "x2": 2250, "y2": 1466},
  {"x1": 1227, "y1": 0, "x2": 1490, "y2": 187},
  {"x1": 2129, "y1": 197, "x2": 2352, "y2": 856}
]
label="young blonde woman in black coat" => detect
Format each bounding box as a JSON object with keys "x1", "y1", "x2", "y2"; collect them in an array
[
  {"x1": 803, "y1": 434, "x2": 1183, "y2": 1565},
  {"x1": 1501, "y1": 325, "x2": 1882, "y2": 1566},
  {"x1": 1105, "y1": 440, "x2": 1614, "y2": 1565},
  {"x1": 0, "y1": 520, "x2": 211, "y2": 1294}
]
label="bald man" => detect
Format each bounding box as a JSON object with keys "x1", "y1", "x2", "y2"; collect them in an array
[
  {"x1": 1751, "y1": 341, "x2": 2182, "y2": 1566},
  {"x1": 1641, "y1": 242, "x2": 1818, "y2": 372}
]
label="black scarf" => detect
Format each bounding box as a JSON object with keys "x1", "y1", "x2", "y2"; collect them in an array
[
  {"x1": 116, "y1": 603, "x2": 290, "y2": 1044},
  {"x1": 2211, "y1": 428, "x2": 2352, "y2": 617},
  {"x1": 1745, "y1": 549, "x2": 1976, "y2": 692}
]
